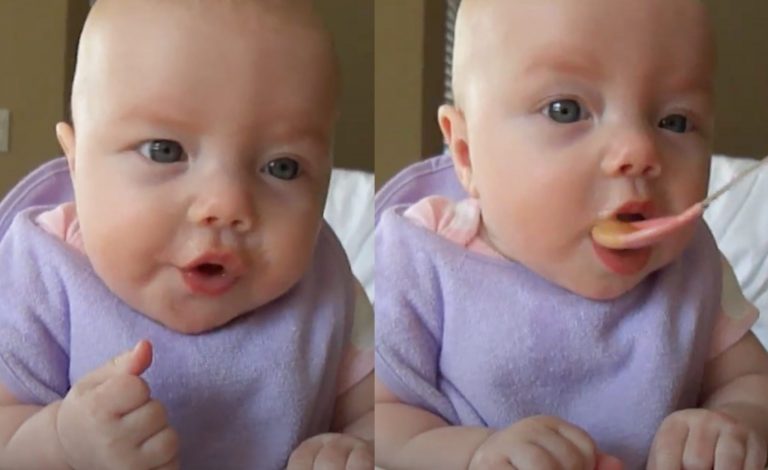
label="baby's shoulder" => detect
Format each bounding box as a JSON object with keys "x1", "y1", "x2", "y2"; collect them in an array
[{"x1": 0, "y1": 206, "x2": 95, "y2": 300}]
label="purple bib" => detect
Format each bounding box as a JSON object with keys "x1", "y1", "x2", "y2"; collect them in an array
[
  {"x1": 0, "y1": 207, "x2": 355, "y2": 470},
  {"x1": 375, "y1": 206, "x2": 721, "y2": 469}
]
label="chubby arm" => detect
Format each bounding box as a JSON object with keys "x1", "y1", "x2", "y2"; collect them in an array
[
  {"x1": 0, "y1": 384, "x2": 68, "y2": 469},
  {"x1": 286, "y1": 373, "x2": 375, "y2": 469},
  {"x1": 374, "y1": 375, "x2": 492, "y2": 470},
  {"x1": 332, "y1": 372, "x2": 374, "y2": 442},
  {"x1": 701, "y1": 331, "x2": 768, "y2": 442}
]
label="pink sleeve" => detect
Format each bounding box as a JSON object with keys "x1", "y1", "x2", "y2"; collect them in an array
[
  {"x1": 403, "y1": 196, "x2": 481, "y2": 246},
  {"x1": 335, "y1": 280, "x2": 374, "y2": 395},
  {"x1": 709, "y1": 255, "x2": 760, "y2": 359},
  {"x1": 35, "y1": 202, "x2": 85, "y2": 253}
]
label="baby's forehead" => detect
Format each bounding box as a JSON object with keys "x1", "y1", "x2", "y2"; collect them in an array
[
  {"x1": 72, "y1": 0, "x2": 338, "y2": 123},
  {"x1": 86, "y1": 0, "x2": 321, "y2": 43},
  {"x1": 452, "y1": 0, "x2": 714, "y2": 102}
]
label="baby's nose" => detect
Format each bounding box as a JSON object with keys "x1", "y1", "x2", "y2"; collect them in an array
[
  {"x1": 602, "y1": 129, "x2": 662, "y2": 178},
  {"x1": 188, "y1": 183, "x2": 255, "y2": 233}
]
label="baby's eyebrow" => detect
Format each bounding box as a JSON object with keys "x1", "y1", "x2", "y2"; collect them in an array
[
  {"x1": 114, "y1": 106, "x2": 202, "y2": 135},
  {"x1": 661, "y1": 73, "x2": 714, "y2": 96},
  {"x1": 521, "y1": 50, "x2": 603, "y2": 81}
]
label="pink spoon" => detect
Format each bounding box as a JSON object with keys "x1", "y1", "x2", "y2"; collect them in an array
[{"x1": 592, "y1": 157, "x2": 767, "y2": 250}]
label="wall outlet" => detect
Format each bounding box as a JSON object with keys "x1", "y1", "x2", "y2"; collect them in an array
[{"x1": 0, "y1": 109, "x2": 9, "y2": 153}]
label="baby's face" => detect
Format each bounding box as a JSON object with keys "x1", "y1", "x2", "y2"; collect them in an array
[
  {"x1": 59, "y1": 1, "x2": 338, "y2": 333},
  {"x1": 449, "y1": 0, "x2": 714, "y2": 299}
]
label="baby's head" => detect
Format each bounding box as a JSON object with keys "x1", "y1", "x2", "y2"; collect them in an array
[
  {"x1": 57, "y1": 0, "x2": 339, "y2": 333},
  {"x1": 440, "y1": 0, "x2": 715, "y2": 299}
]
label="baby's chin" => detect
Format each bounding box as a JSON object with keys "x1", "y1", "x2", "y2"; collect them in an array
[
  {"x1": 561, "y1": 276, "x2": 645, "y2": 301},
  {"x1": 544, "y1": 252, "x2": 672, "y2": 301},
  {"x1": 119, "y1": 285, "x2": 265, "y2": 334},
  {"x1": 141, "y1": 303, "x2": 251, "y2": 335}
]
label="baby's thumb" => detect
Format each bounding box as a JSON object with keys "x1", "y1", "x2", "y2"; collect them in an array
[
  {"x1": 595, "y1": 453, "x2": 623, "y2": 470},
  {"x1": 112, "y1": 340, "x2": 153, "y2": 376}
]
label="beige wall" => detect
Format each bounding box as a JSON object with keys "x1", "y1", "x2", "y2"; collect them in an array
[
  {"x1": 316, "y1": 0, "x2": 374, "y2": 172},
  {"x1": 374, "y1": 1, "x2": 426, "y2": 188},
  {"x1": 704, "y1": 0, "x2": 768, "y2": 159},
  {"x1": 0, "y1": 0, "x2": 87, "y2": 197},
  {"x1": 375, "y1": 0, "x2": 447, "y2": 188}
]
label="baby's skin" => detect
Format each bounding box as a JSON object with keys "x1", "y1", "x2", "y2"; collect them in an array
[{"x1": 56, "y1": 342, "x2": 178, "y2": 469}]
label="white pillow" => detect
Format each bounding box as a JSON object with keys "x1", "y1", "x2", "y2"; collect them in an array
[
  {"x1": 324, "y1": 168, "x2": 375, "y2": 302},
  {"x1": 705, "y1": 155, "x2": 768, "y2": 345}
]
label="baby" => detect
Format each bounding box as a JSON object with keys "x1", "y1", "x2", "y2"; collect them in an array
[
  {"x1": 375, "y1": 0, "x2": 768, "y2": 469},
  {"x1": 0, "y1": 1, "x2": 373, "y2": 469}
]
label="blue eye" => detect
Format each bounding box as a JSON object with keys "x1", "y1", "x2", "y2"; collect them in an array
[
  {"x1": 546, "y1": 99, "x2": 583, "y2": 124},
  {"x1": 262, "y1": 157, "x2": 300, "y2": 180},
  {"x1": 138, "y1": 140, "x2": 186, "y2": 163},
  {"x1": 658, "y1": 114, "x2": 689, "y2": 133}
]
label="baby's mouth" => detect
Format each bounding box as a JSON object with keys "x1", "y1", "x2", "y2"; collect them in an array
[
  {"x1": 194, "y1": 263, "x2": 226, "y2": 277},
  {"x1": 180, "y1": 254, "x2": 245, "y2": 297},
  {"x1": 615, "y1": 213, "x2": 646, "y2": 223},
  {"x1": 592, "y1": 203, "x2": 704, "y2": 250}
]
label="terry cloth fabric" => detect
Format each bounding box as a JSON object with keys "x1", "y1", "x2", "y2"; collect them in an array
[
  {"x1": 0, "y1": 207, "x2": 356, "y2": 470},
  {"x1": 376, "y1": 204, "x2": 722, "y2": 470}
]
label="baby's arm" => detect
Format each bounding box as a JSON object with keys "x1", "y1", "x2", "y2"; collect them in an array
[
  {"x1": 332, "y1": 371, "x2": 373, "y2": 440},
  {"x1": 375, "y1": 376, "x2": 621, "y2": 470},
  {"x1": 375, "y1": 376, "x2": 491, "y2": 470},
  {"x1": 702, "y1": 332, "x2": 768, "y2": 443},
  {"x1": 286, "y1": 373, "x2": 374, "y2": 469},
  {"x1": 649, "y1": 332, "x2": 768, "y2": 469},
  {"x1": 0, "y1": 384, "x2": 68, "y2": 469}
]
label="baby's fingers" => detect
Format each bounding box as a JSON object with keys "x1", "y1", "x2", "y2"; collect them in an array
[
  {"x1": 715, "y1": 430, "x2": 767, "y2": 470},
  {"x1": 595, "y1": 453, "x2": 623, "y2": 470},
  {"x1": 151, "y1": 460, "x2": 180, "y2": 470},
  {"x1": 743, "y1": 433, "x2": 768, "y2": 470},
  {"x1": 346, "y1": 444, "x2": 374, "y2": 470},
  {"x1": 79, "y1": 341, "x2": 153, "y2": 390},
  {"x1": 533, "y1": 427, "x2": 595, "y2": 470},
  {"x1": 508, "y1": 442, "x2": 562, "y2": 470},
  {"x1": 313, "y1": 439, "x2": 349, "y2": 469},
  {"x1": 286, "y1": 438, "x2": 322, "y2": 470},
  {"x1": 91, "y1": 372, "x2": 152, "y2": 417},
  {"x1": 139, "y1": 426, "x2": 180, "y2": 469},
  {"x1": 680, "y1": 419, "x2": 718, "y2": 469},
  {"x1": 647, "y1": 418, "x2": 688, "y2": 470},
  {"x1": 552, "y1": 420, "x2": 600, "y2": 469},
  {"x1": 120, "y1": 399, "x2": 171, "y2": 443}
]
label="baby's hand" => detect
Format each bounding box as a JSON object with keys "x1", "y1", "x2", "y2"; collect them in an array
[
  {"x1": 56, "y1": 340, "x2": 179, "y2": 470},
  {"x1": 470, "y1": 415, "x2": 623, "y2": 470},
  {"x1": 647, "y1": 408, "x2": 766, "y2": 470},
  {"x1": 286, "y1": 433, "x2": 373, "y2": 470}
]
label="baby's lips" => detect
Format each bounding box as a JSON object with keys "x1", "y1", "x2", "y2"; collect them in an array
[{"x1": 591, "y1": 203, "x2": 704, "y2": 250}]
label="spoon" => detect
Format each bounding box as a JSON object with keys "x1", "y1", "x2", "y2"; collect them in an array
[{"x1": 592, "y1": 157, "x2": 768, "y2": 250}]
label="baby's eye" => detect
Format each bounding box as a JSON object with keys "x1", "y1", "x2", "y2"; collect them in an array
[
  {"x1": 138, "y1": 140, "x2": 186, "y2": 163},
  {"x1": 658, "y1": 114, "x2": 690, "y2": 133},
  {"x1": 262, "y1": 157, "x2": 300, "y2": 180},
  {"x1": 545, "y1": 99, "x2": 584, "y2": 124}
]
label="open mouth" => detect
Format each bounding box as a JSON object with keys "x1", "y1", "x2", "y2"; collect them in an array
[
  {"x1": 194, "y1": 263, "x2": 226, "y2": 277},
  {"x1": 615, "y1": 212, "x2": 646, "y2": 223},
  {"x1": 181, "y1": 254, "x2": 244, "y2": 296}
]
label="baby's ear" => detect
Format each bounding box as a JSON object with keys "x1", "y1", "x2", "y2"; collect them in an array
[
  {"x1": 437, "y1": 105, "x2": 477, "y2": 197},
  {"x1": 55, "y1": 122, "x2": 76, "y2": 175}
]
